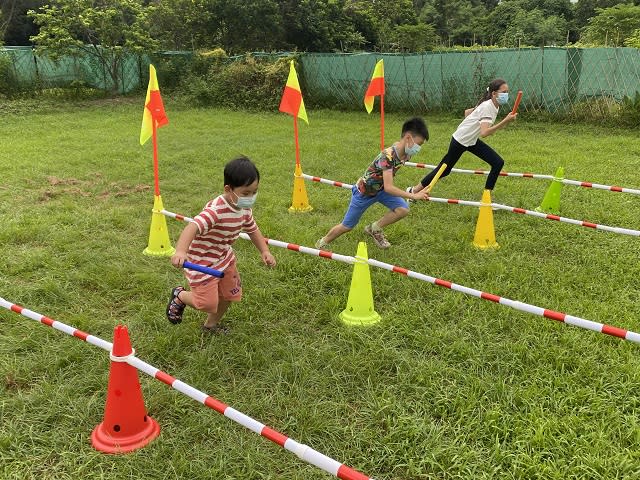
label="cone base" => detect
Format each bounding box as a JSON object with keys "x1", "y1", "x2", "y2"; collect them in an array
[
  {"x1": 91, "y1": 415, "x2": 160, "y2": 454},
  {"x1": 339, "y1": 309, "x2": 381, "y2": 326},
  {"x1": 534, "y1": 206, "x2": 559, "y2": 215},
  {"x1": 288, "y1": 205, "x2": 313, "y2": 213},
  {"x1": 143, "y1": 245, "x2": 176, "y2": 257},
  {"x1": 472, "y1": 241, "x2": 500, "y2": 250}
]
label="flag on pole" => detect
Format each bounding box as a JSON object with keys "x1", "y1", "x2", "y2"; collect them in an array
[
  {"x1": 364, "y1": 59, "x2": 385, "y2": 114},
  {"x1": 140, "y1": 64, "x2": 169, "y2": 145},
  {"x1": 279, "y1": 60, "x2": 308, "y2": 124}
]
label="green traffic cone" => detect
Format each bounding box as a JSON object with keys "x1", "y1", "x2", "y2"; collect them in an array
[
  {"x1": 339, "y1": 242, "x2": 381, "y2": 326},
  {"x1": 536, "y1": 166, "x2": 564, "y2": 215}
]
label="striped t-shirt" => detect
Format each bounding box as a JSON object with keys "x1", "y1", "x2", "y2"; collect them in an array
[{"x1": 186, "y1": 195, "x2": 258, "y2": 284}]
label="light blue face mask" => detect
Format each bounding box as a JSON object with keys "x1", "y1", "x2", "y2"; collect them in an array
[
  {"x1": 405, "y1": 139, "x2": 421, "y2": 156},
  {"x1": 497, "y1": 92, "x2": 509, "y2": 105},
  {"x1": 233, "y1": 191, "x2": 258, "y2": 208}
]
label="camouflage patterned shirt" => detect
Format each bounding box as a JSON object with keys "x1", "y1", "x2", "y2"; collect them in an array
[{"x1": 357, "y1": 146, "x2": 405, "y2": 196}]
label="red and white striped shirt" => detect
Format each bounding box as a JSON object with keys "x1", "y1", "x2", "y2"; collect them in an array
[{"x1": 186, "y1": 195, "x2": 258, "y2": 284}]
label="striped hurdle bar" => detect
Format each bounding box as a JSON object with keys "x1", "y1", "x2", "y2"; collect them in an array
[
  {"x1": 160, "y1": 209, "x2": 640, "y2": 345},
  {"x1": 405, "y1": 162, "x2": 640, "y2": 196},
  {"x1": 0, "y1": 297, "x2": 375, "y2": 480},
  {"x1": 297, "y1": 173, "x2": 640, "y2": 238}
]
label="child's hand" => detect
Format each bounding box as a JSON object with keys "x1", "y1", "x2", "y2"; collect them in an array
[
  {"x1": 171, "y1": 252, "x2": 188, "y2": 268},
  {"x1": 412, "y1": 188, "x2": 430, "y2": 201},
  {"x1": 505, "y1": 112, "x2": 518, "y2": 123},
  {"x1": 261, "y1": 251, "x2": 276, "y2": 267}
]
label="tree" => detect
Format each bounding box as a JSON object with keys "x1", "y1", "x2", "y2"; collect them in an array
[
  {"x1": 148, "y1": 0, "x2": 216, "y2": 51},
  {"x1": 573, "y1": 0, "x2": 636, "y2": 30},
  {"x1": 217, "y1": 0, "x2": 284, "y2": 53},
  {"x1": 582, "y1": 3, "x2": 640, "y2": 46},
  {"x1": 503, "y1": 9, "x2": 567, "y2": 46},
  {"x1": 28, "y1": 0, "x2": 158, "y2": 92},
  {"x1": 350, "y1": 0, "x2": 416, "y2": 50},
  {"x1": 395, "y1": 22, "x2": 437, "y2": 51},
  {"x1": 1, "y1": 0, "x2": 44, "y2": 45},
  {"x1": 625, "y1": 27, "x2": 640, "y2": 47}
]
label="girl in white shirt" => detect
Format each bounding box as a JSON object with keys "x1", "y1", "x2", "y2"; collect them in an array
[{"x1": 408, "y1": 78, "x2": 517, "y2": 195}]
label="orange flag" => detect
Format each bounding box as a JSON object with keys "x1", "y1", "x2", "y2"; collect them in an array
[
  {"x1": 364, "y1": 59, "x2": 385, "y2": 114},
  {"x1": 279, "y1": 60, "x2": 308, "y2": 124},
  {"x1": 140, "y1": 64, "x2": 169, "y2": 145}
]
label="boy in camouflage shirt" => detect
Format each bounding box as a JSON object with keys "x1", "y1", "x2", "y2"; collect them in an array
[{"x1": 316, "y1": 117, "x2": 429, "y2": 250}]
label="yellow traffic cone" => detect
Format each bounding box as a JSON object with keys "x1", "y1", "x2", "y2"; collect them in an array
[
  {"x1": 289, "y1": 164, "x2": 313, "y2": 213},
  {"x1": 472, "y1": 189, "x2": 499, "y2": 250},
  {"x1": 143, "y1": 195, "x2": 176, "y2": 257},
  {"x1": 339, "y1": 242, "x2": 381, "y2": 326}
]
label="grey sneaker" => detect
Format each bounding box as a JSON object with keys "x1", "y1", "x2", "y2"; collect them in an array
[
  {"x1": 364, "y1": 224, "x2": 391, "y2": 249},
  {"x1": 315, "y1": 237, "x2": 330, "y2": 250}
]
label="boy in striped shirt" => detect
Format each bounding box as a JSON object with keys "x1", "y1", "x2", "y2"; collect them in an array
[{"x1": 167, "y1": 156, "x2": 276, "y2": 333}]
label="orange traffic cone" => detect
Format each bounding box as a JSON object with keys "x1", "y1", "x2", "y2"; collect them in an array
[{"x1": 91, "y1": 325, "x2": 160, "y2": 453}]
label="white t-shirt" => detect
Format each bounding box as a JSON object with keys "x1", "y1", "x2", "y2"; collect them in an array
[{"x1": 452, "y1": 99, "x2": 499, "y2": 147}]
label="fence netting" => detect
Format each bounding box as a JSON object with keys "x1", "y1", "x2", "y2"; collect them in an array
[
  {"x1": 2, "y1": 46, "x2": 639, "y2": 114},
  {"x1": 299, "y1": 48, "x2": 640, "y2": 113}
]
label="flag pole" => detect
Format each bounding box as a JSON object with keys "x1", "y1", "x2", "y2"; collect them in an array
[
  {"x1": 380, "y1": 93, "x2": 385, "y2": 151},
  {"x1": 152, "y1": 119, "x2": 160, "y2": 196},
  {"x1": 293, "y1": 116, "x2": 300, "y2": 167}
]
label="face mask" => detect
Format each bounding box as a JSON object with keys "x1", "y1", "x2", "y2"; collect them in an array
[
  {"x1": 405, "y1": 139, "x2": 421, "y2": 156},
  {"x1": 496, "y1": 92, "x2": 509, "y2": 105},
  {"x1": 232, "y1": 191, "x2": 258, "y2": 208}
]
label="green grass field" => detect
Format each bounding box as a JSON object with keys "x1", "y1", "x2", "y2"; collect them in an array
[{"x1": 1, "y1": 99, "x2": 639, "y2": 480}]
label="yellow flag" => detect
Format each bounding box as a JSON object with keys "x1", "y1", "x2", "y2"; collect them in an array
[{"x1": 140, "y1": 64, "x2": 168, "y2": 145}]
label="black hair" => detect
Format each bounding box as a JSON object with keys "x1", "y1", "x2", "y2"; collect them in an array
[
  {"x1": 223, "y1": 156, "x2": 260, "y2": 188},
  {"x1": 478, "y1": 78, "x2": 507, "y2": 105},
  {"x1": 401, "y1": 117, "x2": 429, "y2": 142}
]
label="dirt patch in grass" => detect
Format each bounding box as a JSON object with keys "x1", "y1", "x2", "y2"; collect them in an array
[{"x1": 38, "y1": 175, "x2": 151, "y2": 202}]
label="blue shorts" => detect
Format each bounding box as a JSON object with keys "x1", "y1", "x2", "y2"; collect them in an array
[{"x1": 341, "y1": 186, "x2": 409, "y2": 229}]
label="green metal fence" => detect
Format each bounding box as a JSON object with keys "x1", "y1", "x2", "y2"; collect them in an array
[
  {"x1": 2, "y1": 46, "x2": 639, "y2": 115},
  {"x1": 299, "y1": 47, "x2": 640, "y2": 114},
  {"x1": 0, "y1": 46, "x2": 146, "y2": 94}
]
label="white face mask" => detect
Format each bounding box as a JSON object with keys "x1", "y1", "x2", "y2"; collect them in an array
[
  {"x1": 497, "y1": 92, "x2": 509, "y2": 105},
  {"x1": 232, "y1": 190, "x2": 258, "y2": 208},
  {"x1": 405, "y1": 136, "x2": 421, "y2": 156},
  {"x1": 405, "y1": 142, "x2": 421, "y2": 156}
]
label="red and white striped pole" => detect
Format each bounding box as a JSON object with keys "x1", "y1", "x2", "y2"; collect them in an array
[
  {"x1": 0, "y1": 297, "x2": 375, "y2": 480},
  {"x1": 405, "y1": 162, "x2": 640, "y2": 195},
  {"x1": 297, "y1": 173, "x2": 640, "y2": 238},
  {"x1": 429, "y1": 197, "x2": 640, "y2": 237},
  {"x1": 300, "y1": 173, "x2": 352, "y2": 190},
  {"x1": 160, "y1": 210, "x2": 640, "y2": 345}
]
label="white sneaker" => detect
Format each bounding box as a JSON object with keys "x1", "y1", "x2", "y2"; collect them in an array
[
  {"x1": 315, "y1": 237, "x2": 330, "y2": 250},
  {"x1": 405, "y1": 186, "x2": 415, "y2": 203}
]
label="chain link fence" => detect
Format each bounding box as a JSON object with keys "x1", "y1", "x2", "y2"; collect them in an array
[
  {"x1": 2, "y1": 46, "x2": 639, "y2": 116},
  {"x1": 0, "y1": 46, "x2": 147, "y2": 94},
  {"x1": 300, "y1": 47, "x2": 640, "y2": 114}
]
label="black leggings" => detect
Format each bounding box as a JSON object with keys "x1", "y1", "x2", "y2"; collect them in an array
[{"x1": 420, "y1": 137, "x2": 504, "y2": 191}]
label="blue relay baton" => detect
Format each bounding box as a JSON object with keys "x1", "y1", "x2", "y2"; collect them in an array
[{"x1": 182, "y1": 261, "x2": 224, "y2": 278}]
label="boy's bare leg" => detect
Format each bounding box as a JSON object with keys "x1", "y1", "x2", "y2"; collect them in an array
[
  {"x1": 322, "y1": 223, "x2": 352, "y2": 243},
  {"x1": 376, "y1": 207, "x2": 409, "y2": 228},
  {"x1": 177, "y1": 290, "x2": 194, "y2": 307},
  {"x1": 203, "y1": 298, "x2": 231, "y2": 329}
]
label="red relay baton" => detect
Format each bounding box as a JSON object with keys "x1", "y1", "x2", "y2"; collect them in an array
[{"x1": 511, "y1": 90, "x2": 522, "y2": 114}]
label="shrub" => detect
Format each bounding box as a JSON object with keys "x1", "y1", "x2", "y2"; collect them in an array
[
  {"x1": 618, "y1": 92, "x2": 640, "y2": 127},
  {"x1": 0, "y1": 52, "x2": 20, "y2": 98},
  {"x1": 177, "y1": 52, "x2": 291, "y2": 110}
]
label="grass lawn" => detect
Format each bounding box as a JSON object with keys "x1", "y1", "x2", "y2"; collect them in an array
[{"x1": 1, "y1": 98, "x2": 639, "y2": 480}]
